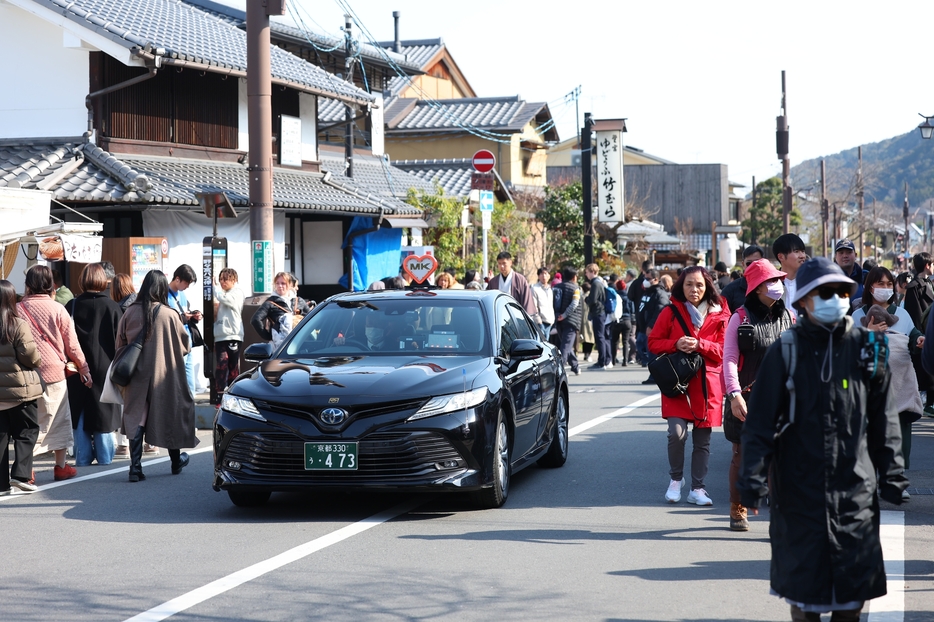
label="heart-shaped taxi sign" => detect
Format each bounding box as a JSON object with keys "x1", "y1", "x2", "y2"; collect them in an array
[{"x1": 403, "y1": 253, "x2": 438, "y2": 285}]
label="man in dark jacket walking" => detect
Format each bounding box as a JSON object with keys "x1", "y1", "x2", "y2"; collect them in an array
[
  {"x1": 636, "y1": 269, "x2": 670, "y2": 383},
  {"x1": 739, "y1": 257, "x2": 906, "y2": 622},
  {"x1": 904, "y1": 252, "x2": 934, "y2": 328},
  {"x1": 584, "y1": 263, "x2": 611, "y2": 369},
  {"x1": 554, "y1": 266, "x2": 582, "y2": 375}
]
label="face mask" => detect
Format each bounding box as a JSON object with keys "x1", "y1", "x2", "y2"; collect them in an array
[
  {"x1": 643, "y1": 279, "x2": 652, "y2": 288},
  {"x1": 872, "y1": 287, "x2": 893, "y2": 303},
  {"x1": 365, "y1": 327, "x2": 384, "y2": 343},
  {"x1": 764, "y1": 281, "x2": 784, "y2": 301},
  {"x1": 809, "y1": 294, "x2": 849, "y2": 325}
]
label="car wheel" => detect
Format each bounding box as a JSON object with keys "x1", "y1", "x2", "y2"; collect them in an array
[
  {"x1": 538, "y1": 392, "x2": 569, "y2": 468},
  {"x1": 474, "y1": 413, "x2": 511, "y2": 509},
  {"x1": 228, "y1": 489, "x2": 271, "y2": 507}
]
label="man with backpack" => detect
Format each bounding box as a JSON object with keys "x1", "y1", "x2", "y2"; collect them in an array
[
  {"x1": 739, "y1": 257, "x2": 906, "y2": 622},
  {"x1": 584, "y1": 264, "x2": 612, "y2": 370},
  {"x1": 554, "y1": 266, "x2": 583, "y2": 376}
]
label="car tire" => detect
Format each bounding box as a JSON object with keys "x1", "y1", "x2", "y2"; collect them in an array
[
  {"x1": 228, "y1": 489, "x2": 271, "y2": 507},
  {"x1": 473, "y1": 412, "x2": 511, "y2": 509},
  {"x1": 538, "y1": 392, "x2": 569, "y2": 468}
]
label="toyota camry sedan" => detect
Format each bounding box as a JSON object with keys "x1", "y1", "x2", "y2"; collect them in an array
[{"x1": 212, "y1": 288, "x2": 569, "y2": 508}]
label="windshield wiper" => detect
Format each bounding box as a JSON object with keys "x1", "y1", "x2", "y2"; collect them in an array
[{"x1": 336, "y1": 300, "x2": 380, "y2": 310}]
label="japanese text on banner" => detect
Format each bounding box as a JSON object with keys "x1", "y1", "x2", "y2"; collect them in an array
[{"x1": 596, "y1": 130, "x2": 624, "y2": 223}]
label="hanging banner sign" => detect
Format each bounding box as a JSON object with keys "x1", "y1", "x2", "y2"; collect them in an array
[{"x1": 596, "y1": 129, "x2": 624, "y2": 223}]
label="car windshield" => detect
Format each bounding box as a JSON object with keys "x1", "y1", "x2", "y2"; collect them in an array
[{"x1": 282, "y1": 297, "x2": 489, "y2": 357}]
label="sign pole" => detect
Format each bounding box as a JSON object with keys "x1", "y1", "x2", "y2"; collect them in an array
[
  {"x1": 581, "y1": 113, "x2": 594, "y2": 266},
  {"x1": 472, "y1": 150, "x2": 497, "y2": 283}
]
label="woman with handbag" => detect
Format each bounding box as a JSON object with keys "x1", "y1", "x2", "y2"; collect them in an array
[
  {"x1": 249, "y1": 272, "x2": 314, "y2": 347},
  {"x1": 65, "y1": 264, "x2": 123, "y2": 466},
  {"x1": 0, "y1": 280, "x2": 44, "y2": 495},
  {"x1": 722, "y1": 259, "x2": 794, "y2": 530},
  {"x1": 648, "y1": 266, "x2": 730, "y2": 506},
  {"x1": 115, "y1": 270, "x2": 198, "y2": 482},
  {"x1": 18, "y1": 265, "x2": 91, "y2": 481}
]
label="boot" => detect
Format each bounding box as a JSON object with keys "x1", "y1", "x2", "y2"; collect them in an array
[
  {"x1": 790, "y1": 605, "x2": 820, "y2": 622},
  {"x1": 128, "y1": 426, "x2": 146, "y2": 483},
  {"x1": 730, "y1": 502, "x2": 749, "y2": 531},
  {"x1": 169, "y1": 449, "x2": 189, "y2": 475},
  {"x1": 830, "y1": 609, "x2": 862, "y2": 622}
]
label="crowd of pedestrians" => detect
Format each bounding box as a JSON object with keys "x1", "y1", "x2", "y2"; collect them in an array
[
  {"x1": 518, "y1": 235, "x2": 916, "y2": 621},
  {"x1": 0, "y1": 263, "x2": 216, "y2": 495}
]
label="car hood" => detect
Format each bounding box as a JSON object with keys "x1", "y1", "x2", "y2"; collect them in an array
[{"x1": 233, "y1": 355, "x2": 492, "y2": 403}]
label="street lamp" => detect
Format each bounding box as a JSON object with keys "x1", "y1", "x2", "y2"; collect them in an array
[{"x1": 918, "y1": 113, "x2": 934, "y2": 139}]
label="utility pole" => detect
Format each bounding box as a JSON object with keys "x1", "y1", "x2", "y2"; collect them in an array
[
  {"x1": 582, "y1": 112, "x2": 594, "y2": 266},
  {"x1": 904, "y1": 182, "x2": 910, "y2": 257},
  {"x1": 344, "y1": 14, "x2": 355, "y2": 179},
  {"x1": 247, "y1": 0, "x2": 282, "y2": 295},
  {"x1": 820, "y1": 160, "x2": 829, "y2": 259},
  {"x1": 750, "y1": 176, "x2": 757, "y2": 245},
  {"x1": 857, "y1": 146, "x2": 864, "y2": 264},
  {"x1": 777, "y1": 71, "x2": 792, "y2": 234}
]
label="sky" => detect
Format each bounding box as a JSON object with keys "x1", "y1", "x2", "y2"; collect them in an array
[{"x1": 228, "y1": 0, "x2": 934, "y2": 191}]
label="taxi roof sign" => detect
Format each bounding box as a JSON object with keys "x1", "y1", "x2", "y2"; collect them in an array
[{"x1": 402, "y1": 253, "x2": 438, "y2": 285}]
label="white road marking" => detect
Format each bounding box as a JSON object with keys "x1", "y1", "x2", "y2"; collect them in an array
[
  {"x1": 569, "y1": 393, "x2": 660, "y2": 437},
  {"x1": 123, "y1": 500, "x2": 421, "y2": 622},
  {"x1": 0, "y1": 446, "x2": 213, "y2": 502},
  {"x1": 868, "y1": 510, "x2": 905, "y2": 622}
]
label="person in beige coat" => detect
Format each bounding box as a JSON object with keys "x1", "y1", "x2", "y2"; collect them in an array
[
  {"x1": 0, "y1": 281, "x2": 43, "y2": 495},
  {"x1": 115, "y1": 270, "x2": 198, "y2": 482}
]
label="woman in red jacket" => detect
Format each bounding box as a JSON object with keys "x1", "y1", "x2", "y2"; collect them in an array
[{"x1": 648, "y1": 266, "x2": 730, "y2": 506}]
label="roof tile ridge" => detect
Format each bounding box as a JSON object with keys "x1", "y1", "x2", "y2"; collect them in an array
[
  {"x1": 321, "y1": 172, "x2": 408, "y2": 213},
  {"x1": 80, "y1": 143, "x2": 152, "y2": 192}
]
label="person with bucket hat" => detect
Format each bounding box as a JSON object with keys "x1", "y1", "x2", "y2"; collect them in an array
[
  {"x1": 738, "y1": 257, "x2": 907, "y2": 622},
  {"x1": 721, "y1": 259, "x2": 795, "y2": 531}
]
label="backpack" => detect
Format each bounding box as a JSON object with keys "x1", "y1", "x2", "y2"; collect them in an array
[
  {"x1": 603, "y1": 286, "x2": 619, "y2": 318},
  {"x1": 774, "y1": 326, "x2": 887, "y2": 440}
]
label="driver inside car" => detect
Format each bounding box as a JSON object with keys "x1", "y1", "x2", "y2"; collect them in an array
[{"x1": 332, "y1": 311, "x2": 386, "y2": 350}]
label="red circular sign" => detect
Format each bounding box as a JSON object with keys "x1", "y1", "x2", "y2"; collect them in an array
[{"x1": 472, "y1": 150, "x2": 496, "y2": 173}]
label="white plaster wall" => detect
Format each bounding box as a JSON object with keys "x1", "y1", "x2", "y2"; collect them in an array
[
  {"x1": 299, "y1": 93, "x2": 317, "y2": 162},
  {"x1": 370, "y1": 93, "x2": 384, "y2": 157},
  {"x1": 0, "y1": 3, "x2": 90, "y2": 138},
  {"x1": 302, "y1": 221, "x2": 343, "y2": 284},
  {"x1": 237, "y1": 78, "x2": 249, "y2": 152}
]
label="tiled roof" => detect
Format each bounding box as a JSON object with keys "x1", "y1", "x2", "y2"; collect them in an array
[
  {"x1": 386, "y1": 97, "x2": 551, "y2": 135},
  {"x1": 0, "y1": 139, "x2": 84, "y2": 190},
  {"x1": 317, "y1": 97, "x2": 347, "y2": 125},
  {"x1": 392, "y1": 159, "x2": 473, "y2": 198},
  {"x1": 21, "y1": 0, "x2": 372, "y2": 105},
  {"x1": 181, "y1": 0, "x2": 420, "y2": 72},
  {"x1": 319, "y1": 152, "x2": 436, "y2": 199},
  {"x1": 0, "y1": 142, "x2": 417, "y2": 216},
  {"x1": 376, "y1": 38, "x2": 445, "y2": 96}
]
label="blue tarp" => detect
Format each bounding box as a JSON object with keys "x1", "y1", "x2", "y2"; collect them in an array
[{"x1": 338, "y1": 217, "x2": 403, "y2": 291}]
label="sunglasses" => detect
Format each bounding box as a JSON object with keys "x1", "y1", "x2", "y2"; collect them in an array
[
  {"x1": 743, "y1": 260, "x2": 756, "y2": 267},
  {"x1": 814, "y1": 286, "x2": 850, "y2": 300}
]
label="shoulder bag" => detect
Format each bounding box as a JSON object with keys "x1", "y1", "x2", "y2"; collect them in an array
[
  {"x1": 111, "y1": 305, "x2": 157, "y2": 387},
  {"x1": 648, "y1": 305, "x2": 706, "y2": 399}
]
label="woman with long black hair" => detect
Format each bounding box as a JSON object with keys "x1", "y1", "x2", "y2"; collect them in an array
[
  {"x1": 0, "y1": 280, "x2": 43, "y2": 495},
  {"x1": 115, "y1": 270, "x2": 198, "y2": 482}
]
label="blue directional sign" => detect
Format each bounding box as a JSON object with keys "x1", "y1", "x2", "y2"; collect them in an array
[{"x1": 479, "y1": 190, "x2": 494, "y2": 212}]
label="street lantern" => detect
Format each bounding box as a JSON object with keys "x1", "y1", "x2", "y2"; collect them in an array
[{"x1": 918, "y1": 113, "x2": 934, "y2": 140}]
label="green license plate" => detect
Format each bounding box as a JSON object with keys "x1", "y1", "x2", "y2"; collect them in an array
[{"x1": 304, "y1": 442, "x2": 358, "y2": 470}]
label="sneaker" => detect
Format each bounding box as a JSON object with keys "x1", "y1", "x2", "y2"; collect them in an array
[
  {"x1": 902, "y1": 489, "x2": 911, "y2": 501},
  {"x1": 687, "y1": 488, "x2": 713, "y2": 506},
  {"x1": 10, "y1": 479, "x2": 38, "y2": 494},
  {"x1": 143, "y1": 444, "x2": 160, "y2": 455},
  {"x1": 603, "y1": 363, "x2": 614, "y2": 370},
  {"x1": 665, "y1": 478, "x2": 684, "y2": 503},
  {"x1": 573, "y1": 369, "x2": 581, "y2": 376},
  {"x1": 641, "y1": 377, "x2": 655, "y2": 385},
  {"x1": 589, "y1": 363, "x2": 604, "y2": 370},
  {"x1": 924, "y1": 405, "x2": 934, "y2": 418},
  {"x1": 584, "y1": 354, "x2": 594, "y2": 363},
  {"x1": 114, "y1": 445, "x2": 129, "y2": 458},
  {"x1": 53, "y1": 464, "x2": 77, "y2": 481}
]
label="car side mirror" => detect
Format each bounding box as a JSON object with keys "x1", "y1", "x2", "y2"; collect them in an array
[
  {"x1": 244, "y1": 342, "x2": 274, "y2": 362},
  {"x1": 509, "y1": 339, "x2": 543, "y2": 362}
]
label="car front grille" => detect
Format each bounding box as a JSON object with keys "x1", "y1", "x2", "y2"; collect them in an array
[
  {"x1": 223, "y1": 430, "x2": 464, "y2": 483},
  {"x1": 254, "y1": 398, "x2": 427, "y2": 424}
]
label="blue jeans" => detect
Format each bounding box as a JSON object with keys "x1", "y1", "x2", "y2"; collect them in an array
[
  {"x1": 184, "y1": 351, "x2": 196, "y2": 397},
  {"x1": 636, "y1": 332, "x2": 649, "y2": 365},
  {"x1": 74, "y1": 411, "x2": 115, "y2": 466},
  {"x1": 539, "y1": 323, "x2": 552, "y2": 341}
]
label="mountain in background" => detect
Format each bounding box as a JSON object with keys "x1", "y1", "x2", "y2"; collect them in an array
[{"x1": 790, "y1": 129, "x2": 934, "y2": 213}]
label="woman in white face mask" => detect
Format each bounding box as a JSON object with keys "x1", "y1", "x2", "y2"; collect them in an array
[{"x1": 851, "y1": 267, "x2": 925, "y2": 343}]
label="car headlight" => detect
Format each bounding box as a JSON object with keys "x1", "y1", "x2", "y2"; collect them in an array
[
  {"x1": 221, "y1": 394, "x2": 266, "y2": 421},
  {"x1": 408, "y1": 388, "x2": 488, "y2": 421}
]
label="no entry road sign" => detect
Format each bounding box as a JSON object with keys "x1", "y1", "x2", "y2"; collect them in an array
[{"x1": 472, "y1": 150, "x2": 496, "y2": 173}]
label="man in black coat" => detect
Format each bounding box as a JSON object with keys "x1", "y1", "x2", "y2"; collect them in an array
[
  {"x1": 554, "y1": 266, "x2": 583, "y2": 375},
  {"x1": 720, "y1": 245, "x2": 765, "y2": 315},
  {"x1": 739, "y1": 257, "x2": 906, "y2": 622}
]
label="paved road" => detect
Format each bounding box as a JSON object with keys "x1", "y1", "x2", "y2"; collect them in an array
[{"x1": 3, "y1": 365, "x2": 933, "y2": 621}]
